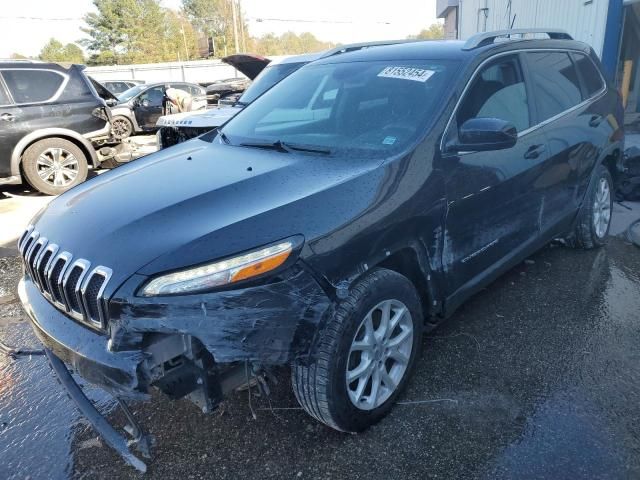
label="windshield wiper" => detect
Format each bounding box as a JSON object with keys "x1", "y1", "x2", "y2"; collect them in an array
[{"x1": 239, "y1": 140, "x2": 331, "y2": 155}]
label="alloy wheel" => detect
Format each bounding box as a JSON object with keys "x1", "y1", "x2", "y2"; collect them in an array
[
  {"x1": 593, "y1": 177, "x2": 611, "y2": 238},
  {"x1": 112, "y1": 118, "x2": 131, "y2": 138},
  {"x1": 346, "y1": 299, "x2": 414, "y2": 410},
  {"x1": 36, "y1": 147, "x2": 79, "y2": 187}
]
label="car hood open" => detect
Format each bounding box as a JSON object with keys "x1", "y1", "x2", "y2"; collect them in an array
[
  {"x1": 30, "y1": 140, "x2": 384, "y2": 288},
  {"x1": 222, "y1": 54, "x2": 271, "y2": 80}
]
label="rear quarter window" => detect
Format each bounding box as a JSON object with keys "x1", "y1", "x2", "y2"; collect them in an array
[
  {"x1": 572, "y1": 53, "x2": 605, "y2": 98},
  {"x1": 525, "y1": 51, "x2": 583, "y2": 122},
  {"x1": 2, "y1": 69, "x2": 65, "y2": 104}
]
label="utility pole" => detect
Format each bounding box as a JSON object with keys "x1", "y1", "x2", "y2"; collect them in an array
[
  {"x1": 231, "y1": 0, "x2": 239, "y2": 54},
  {"x1": 181, "y1": 24, "x2": 190, "y2": 61},
  {"x1": 238, "y1": 0, "x2": 246, "y2": 52}
]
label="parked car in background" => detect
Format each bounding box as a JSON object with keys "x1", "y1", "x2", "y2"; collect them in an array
[
  {"x1": 157, "y1": 43, "x2": 405, "y2": 148},
  {"x1": 99, "y1": 79, "x2": 145, "y2": 95},
  {"x1": 0, "y1": 61, "x2": 112, "y2": 195},
  {"x1": 109, "y1": 82, "x2": 206, "y2": 139},
  {"x1": 18, "y1": 30, "x2": 624, "y2": 470}
]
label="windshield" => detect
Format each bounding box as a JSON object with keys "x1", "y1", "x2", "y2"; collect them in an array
[
  {"x1": 117, "y1": 84, "x2": 147, "y2": 102},
  {"x1": 238, "y1": 62, "x2": 305, "y2": 104},
  {"x1": 221, "y1": 59, "x2": 459, "y2": 157}
]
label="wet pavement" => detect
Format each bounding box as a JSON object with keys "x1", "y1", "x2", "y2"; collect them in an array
[{"x1": 0, "y1": 234, "x2": 639, "y2": 479}]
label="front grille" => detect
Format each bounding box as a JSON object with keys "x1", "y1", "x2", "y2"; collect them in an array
[{"x1": 19, "y1": 227, "x2": 113, "y2": 330}]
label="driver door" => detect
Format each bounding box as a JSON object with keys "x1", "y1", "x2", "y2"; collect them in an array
[
  {"x1": 441, "y1": 53, "x2": 549, "y2": 295},
  {"x1": 133, "y1": 85, "x2": 166, "y2": 130}
]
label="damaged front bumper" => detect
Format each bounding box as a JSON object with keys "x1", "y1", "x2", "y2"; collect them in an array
[
  {"x1": 18, "y1": 265, "x2": 333, "y2": 400},
  {"x1": 19, "y1": 265, "x2": 334, "y2": 470}
]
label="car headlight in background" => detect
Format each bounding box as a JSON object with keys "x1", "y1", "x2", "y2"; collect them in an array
[{"x1": 141, "y1": 241, "x2": 294, "y2": 296}]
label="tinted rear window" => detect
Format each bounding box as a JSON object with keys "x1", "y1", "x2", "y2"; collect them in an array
[
  {"x1": 525, "y1": 52, "x2": 583, "y2": 122},
  {"x1": 2, "y1": 69, "x2": 65, "y2": 104},
  {"x1": 573, "y1": 53, "x2": 604, "y2": 98}
]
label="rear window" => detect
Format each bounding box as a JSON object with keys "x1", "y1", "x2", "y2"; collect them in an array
[
  {"x1": 573, "y1": 53, "x2": 604, "y2": 98},
  {"x1": 2, "y1": 69, "x2": 65, "y2": 104},
  {"x1": 525, "y1": 52, "x2": 583, "y2": 122}
]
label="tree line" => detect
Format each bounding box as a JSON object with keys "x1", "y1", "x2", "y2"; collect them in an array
[{"x1": 11, "y1": 0, "x2": 444, "y2": 65}]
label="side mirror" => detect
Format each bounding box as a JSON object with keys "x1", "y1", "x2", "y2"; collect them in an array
[
  {"x1": 449, "y1": 117, "x2": 518, "y2": 152},
  {"x1": 140, "y1": 98, "x2": 151, "y2": 108},
  {"x1": 105, "y1": 98, "x2": 117, "y2": 107}
]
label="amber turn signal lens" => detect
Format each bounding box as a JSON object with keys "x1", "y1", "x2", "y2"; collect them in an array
[{"x1": 230, "y1": 248, "x2": 291, "y2": 282}]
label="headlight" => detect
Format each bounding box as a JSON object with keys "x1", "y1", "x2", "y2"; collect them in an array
[{"x1": 141, "y1": 241, "x2": 294, "y2": 296}]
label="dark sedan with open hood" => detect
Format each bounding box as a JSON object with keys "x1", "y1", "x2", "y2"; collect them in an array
[{"x1": 19, "y1": 30, "x2": 623, "y2": 471}]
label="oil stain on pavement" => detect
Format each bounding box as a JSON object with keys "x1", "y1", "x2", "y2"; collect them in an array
[{"x1": 1, "y1": 237, "x2": 639, "y2": 479}]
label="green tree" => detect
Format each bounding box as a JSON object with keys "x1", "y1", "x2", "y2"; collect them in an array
[
  {"x1": 408, "y1": 23, "x2": 445, "y2": 40},
  {"x1": 182, "y1": 0, "x2": 247, "y2": 56},
  {"x1": 10, "y1": 52, "x2": 28, "y2": 59},
  {"x1": 248, "y1": 31, "x2": 335, "y2": 56},
  {"x1": 82, "y1": 0, "x2": 201, "y2": 64},
  {"x1": 39, "y1": 38, "x2": 85, "y2": 63}
]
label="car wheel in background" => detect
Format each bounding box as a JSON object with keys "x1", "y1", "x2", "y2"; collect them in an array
[
  {"x1": 566, "y1": 164, "x2": 613, "y2": 249},
  {"x1": 21, "y1": 138, "x2": 88, "y2": 196},
  {"x1": 292, "y1": 268, "x2": 423, "y2": 432},
  {"x1": 111, "y1": 115, "x2": 134, "y2": 140}
]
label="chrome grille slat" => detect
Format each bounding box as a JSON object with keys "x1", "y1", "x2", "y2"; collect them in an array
[{"x1": 19, "y1": 227, "x2": 111, "y2": 331}]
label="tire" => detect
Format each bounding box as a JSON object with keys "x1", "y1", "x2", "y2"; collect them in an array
[
  {"x1": 111, "y1": 115, "x2": 133, "y2": 140},
  {"x1": 292, "y1": 268, "x2": 423, "y2": 432},
  {"x1": 566, "y1": 165, "x2": 613, "y2": 249},
  {"x1": 21, "y1": 138, "x2": 88, "y2": 195}
]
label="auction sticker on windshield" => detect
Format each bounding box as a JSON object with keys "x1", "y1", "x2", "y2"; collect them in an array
[{"x1": 378, "y1": 66, "x2": 435, "y2": 82}]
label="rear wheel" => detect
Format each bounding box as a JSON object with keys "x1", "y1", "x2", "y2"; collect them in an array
[
  {"x1": 21, "y1": 138, "x2": 88, "y2": 195},
  {"x1": 566, "y1": 165, "x2": 613, "y2": 249},
  {"x1": 292, "y1": 268, "x2": 423, "y2": 432}
]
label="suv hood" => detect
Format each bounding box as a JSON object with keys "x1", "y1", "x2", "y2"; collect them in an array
[
  {"x1": 30, "y1": 140, "x2": 383, "y2": 287},
  {"x1": 222, "y1": 54, "x2": 271, "y2": 80},
  {"x1": 155, "y1": 106, "x2": 241, "y2": 128}
]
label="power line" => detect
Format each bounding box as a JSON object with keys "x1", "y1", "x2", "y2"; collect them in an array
[{"x1": 0, "y1": 15, "x2": 393, "y2": 25}]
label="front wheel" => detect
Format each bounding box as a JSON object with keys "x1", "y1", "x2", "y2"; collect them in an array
[
  {"x1": 111, "y1": 115, "x2": 133, "y2": 140},
  {"x1": 566, "y1": 164, "x2": 613, "y2": 249},
  {"x1": 292, "y1": 268, "x2": 423, "y2": 432}
]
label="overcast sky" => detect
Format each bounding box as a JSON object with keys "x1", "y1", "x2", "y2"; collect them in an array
[{"x1": 0, "y1": 0, "x2": 439, "y2": 58}]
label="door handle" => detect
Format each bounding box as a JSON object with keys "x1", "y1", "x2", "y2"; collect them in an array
[
  {"x1": 589, "y1": 115, "x2": 603, "y2": 127},
  {"x1": 0, "y1": 113, "x2": 14, "y2": 122},
  {"x1": 524, "y1": 144, "x2": 546, "y2": 160}
]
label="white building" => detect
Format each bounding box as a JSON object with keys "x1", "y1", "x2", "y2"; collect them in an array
[{"x1": 437, "y1": 0, "x2": 640, "y2": 120}]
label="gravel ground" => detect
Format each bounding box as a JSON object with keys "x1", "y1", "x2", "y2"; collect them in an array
[{"x1": 2, "y1": 235, "x2": 639, "y2": 479}]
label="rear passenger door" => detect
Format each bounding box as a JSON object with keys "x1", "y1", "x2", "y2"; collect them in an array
[
  {"x1": 442, "y1": 54, "x2": 550, "y2": 294},
  {"x1": 522, "y1": 51, "x2": 602, "y2": 234}
]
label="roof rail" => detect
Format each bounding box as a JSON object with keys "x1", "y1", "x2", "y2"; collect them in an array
[
  {"x1": 463, "y1": 29, "x2": 573, "y2": 50},
  {"x1": 320, "y1": 39, "x2": 417, "y2": 58}
]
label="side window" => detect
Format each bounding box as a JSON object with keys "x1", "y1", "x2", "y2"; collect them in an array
[
  {"x1": 2, "y1": 70, "x2": 65, "y2": 104},
  {"x1": 525, "y1": 52, "x2": 583, "y2": 122},
  {"x1": 138, "y1": 86, "x2": 165, "y2": 106},
  {"x1": 457, "y1": 55, "x2": 531, "y2": 133},
  {"x1": 572, "y1": 53, "x2": 604, "y2": 98}
]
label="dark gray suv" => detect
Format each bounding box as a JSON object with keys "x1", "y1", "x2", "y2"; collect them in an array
[{"x1": 0, "y1": 61, "x2": 112, "y2": 195}]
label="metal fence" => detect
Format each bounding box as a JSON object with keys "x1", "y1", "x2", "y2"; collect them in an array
[{"x1": 85, "y1": 56, "x2": 289, "y2": 85}]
